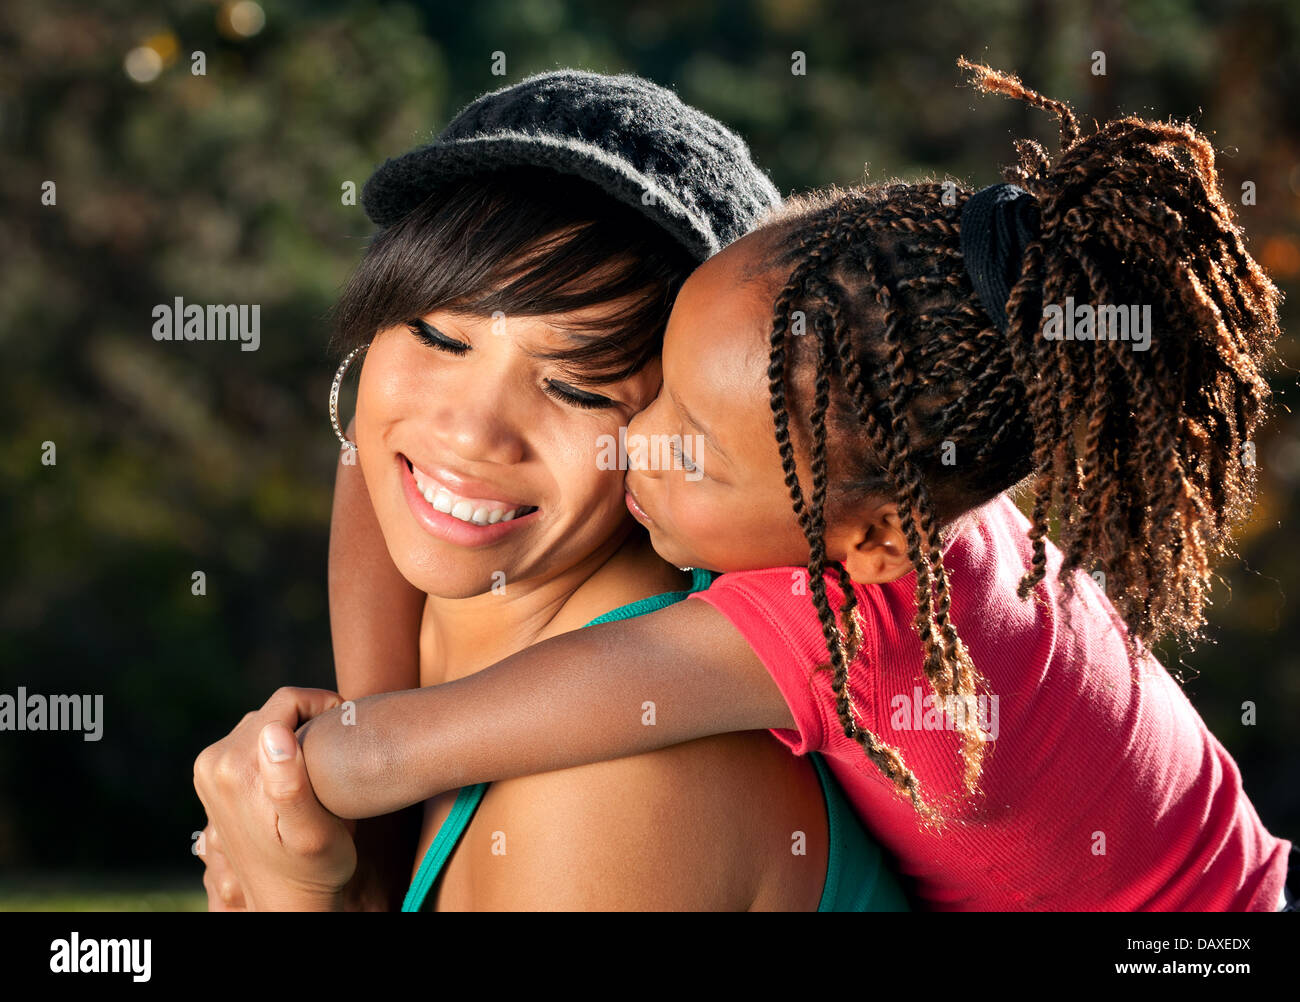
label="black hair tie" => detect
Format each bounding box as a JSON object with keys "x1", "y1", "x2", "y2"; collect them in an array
[{"x1": 959, "y1": 183, "x2": 1041, "y2": 334}]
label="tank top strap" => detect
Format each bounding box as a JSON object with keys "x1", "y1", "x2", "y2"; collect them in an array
[
  {"x1": 583, "y1": 567, "x2": 718, "y2": 627},
  {"x1": 400, "y1": 782, "x2": 489, "y2": 912}
]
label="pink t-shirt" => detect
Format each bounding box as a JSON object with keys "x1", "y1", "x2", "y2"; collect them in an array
[{"x1": 689, "y1": 493, "x2": 1290, "y2": 910}]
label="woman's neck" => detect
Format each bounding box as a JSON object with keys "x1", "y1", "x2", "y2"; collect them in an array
[{"x1": 418, "y1": 523, "x2": 690, "y2": 685}]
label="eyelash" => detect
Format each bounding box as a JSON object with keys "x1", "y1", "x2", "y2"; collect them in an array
[
  {"x1": 406, "y1": 320, "x2": 616, "y2": 410},
  {"x1": 407, "y1": 320, "x2": 468, "y2": 355},
  {"x1": 670, "y1": 437, "x2": 700, "y2": 473},
  {"x1": 542, "y1": 381, "x2": 613, "y2": 410}
]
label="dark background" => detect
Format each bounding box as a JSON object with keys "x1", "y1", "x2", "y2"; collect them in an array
[{"x1": 1, "y1": 0, "x2": 1297, "y2": 907}]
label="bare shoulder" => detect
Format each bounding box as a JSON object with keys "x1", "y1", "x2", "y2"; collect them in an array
[{"x1": 458, "y1": 729, "x2": 829, "y2": 911}]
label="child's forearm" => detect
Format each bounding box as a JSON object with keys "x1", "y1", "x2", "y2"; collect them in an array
[
  {"x1": 329, "y1": 419, "x2": 425, "y2": 698},
  {"x1": 297, "y1": 597, "x2": 793, "y2": 819}
]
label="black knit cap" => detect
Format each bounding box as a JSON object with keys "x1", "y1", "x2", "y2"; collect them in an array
[{"x1": 360, "y1": 69, "x2": 781, "y2": 262}]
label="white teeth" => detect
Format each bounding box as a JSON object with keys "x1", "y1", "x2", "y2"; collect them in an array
[{"x1": 408, "y1": 461, "x2": 533, "y2": 525}]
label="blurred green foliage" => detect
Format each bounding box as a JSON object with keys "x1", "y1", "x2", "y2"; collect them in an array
[
  {"x1": 0, "y1": 872, "x2": 205, "y2": 911},
  {"x1": 0, "y1": 0, "x2": 1296, "y2": 894}
]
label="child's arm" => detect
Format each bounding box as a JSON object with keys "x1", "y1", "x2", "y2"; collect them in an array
[
  {"x1": 329, "y1": 420, "x2": 425, "y2": 698},
  {"x1": 297, "y1": 596, "x2": 795, "y2": 819},
  {"x1": 326, "y1": 421, "x2": 426, "y2": 909}
]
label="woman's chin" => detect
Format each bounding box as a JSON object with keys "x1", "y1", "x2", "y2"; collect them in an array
[
  {"x1": 390, "y1": 547, "x2": 514, "y2": 600},
  {"x1": 403, "y1": 573, "x2": 511, "y2": 601}
]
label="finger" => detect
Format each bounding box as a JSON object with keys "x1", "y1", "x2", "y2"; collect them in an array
[
  {"x1": 258, "y1": 721, "x2": 337, "y2": 855},
  {"x1": 200, "y1": 825, "x2": 248, "y2": 911},
  {"x1": 203, "y1": 859, "x2": 247, "y2": 912},
  {"x1": 261, "y1": 687, "x2": 345, "y2": 730}
]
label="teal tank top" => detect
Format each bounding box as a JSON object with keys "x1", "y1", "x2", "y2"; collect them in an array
[{"x1": 401, "y1": 567, "x2": 911, "y2": 912}]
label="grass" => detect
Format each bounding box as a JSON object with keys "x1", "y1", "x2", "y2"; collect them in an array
[{"x1": 0, "y1": 872, "x2": 207, "y2": 911}]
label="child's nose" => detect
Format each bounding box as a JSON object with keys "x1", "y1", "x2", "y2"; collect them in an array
[
  {"x1": 625, "y1": 405, "x2": 664, "y2": 479},
  {"x1": 626, "y1": 393, "x2": 660, "y2": 440}
]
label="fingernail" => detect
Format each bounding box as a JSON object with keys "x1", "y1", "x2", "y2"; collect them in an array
[{"x1": 261, "y1": 723, "x2": 293, "y2": 762}]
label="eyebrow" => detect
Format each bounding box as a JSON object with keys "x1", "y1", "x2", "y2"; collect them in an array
[{"x1": 669, "y1": 387, "x2": 730, "y2": 465}]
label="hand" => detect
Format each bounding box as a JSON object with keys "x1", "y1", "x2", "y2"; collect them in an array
[
  {"x1": 198, "y1": 821, "x2": 246, "y2": 911},
  {"x1": 194, "y1": 687, "x2": 357, "y2": 911}
]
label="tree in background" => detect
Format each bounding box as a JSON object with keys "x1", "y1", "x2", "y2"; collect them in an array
[{"x1": 0, "y1": 0, "x2": 1295, "y2": 879}]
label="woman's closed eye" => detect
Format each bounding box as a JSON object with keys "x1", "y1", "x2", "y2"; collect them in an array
[
  {"x1": 407, "y1": 318, "x2": 469, "y2": 355},
  {"x1": 406, "y1": 319, "x2": 616, "y2": 410},
  {"x1": 542, "y1": 379, "x2": 615, "y2": 410}
]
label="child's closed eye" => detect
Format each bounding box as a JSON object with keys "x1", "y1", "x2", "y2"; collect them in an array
[{"x1": 670, "y1": 437, "x2": 700, "y2": 473}]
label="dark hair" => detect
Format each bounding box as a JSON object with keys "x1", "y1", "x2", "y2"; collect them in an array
[
  {"x1": 754, "y1": 60, "x2": 1282, "y2": 825},
  {"x1": 330, "y1": 166, "x2": 697, "y2": 384}
]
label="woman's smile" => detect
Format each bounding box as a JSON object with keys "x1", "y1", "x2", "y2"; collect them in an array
[{"x1": 397, "y1": 452, "x2": 541, "y2": 547}]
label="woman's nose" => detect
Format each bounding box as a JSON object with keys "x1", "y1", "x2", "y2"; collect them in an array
[{"x1": 429, "y1": 387, "x2": 527, "y2": 467}]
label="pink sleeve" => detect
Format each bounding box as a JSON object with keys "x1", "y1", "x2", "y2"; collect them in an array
[{"x1": 688, "y1": 570, "x2": 829, "y2": 755}]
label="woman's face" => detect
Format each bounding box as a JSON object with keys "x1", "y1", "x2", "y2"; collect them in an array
[{"x1": 355, "y1": 307, "x2": 663, "y2": 598}]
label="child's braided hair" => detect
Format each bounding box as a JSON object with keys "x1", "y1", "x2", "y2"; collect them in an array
[{"x1": 755, "y1": 59, "x2": 1282, "y2": 825}]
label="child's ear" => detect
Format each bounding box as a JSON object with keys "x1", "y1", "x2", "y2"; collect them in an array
[{"x1": 833, "y1": 503, "x2": 913, "y2": 585}]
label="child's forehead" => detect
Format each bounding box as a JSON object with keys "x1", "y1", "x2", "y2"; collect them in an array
[
  {"x1": 663, "y1": 242, "x2": 776, "y2": 398},
  {"x1": 670, "y1": 239, "x2": 777, "y2": 349}
]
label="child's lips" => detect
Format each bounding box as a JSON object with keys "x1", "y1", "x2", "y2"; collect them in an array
[{"x1": 625, "y1": 486, "x2": 653, "y2": 525}]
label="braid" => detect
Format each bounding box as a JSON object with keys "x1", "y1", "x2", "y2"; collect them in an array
[
  {"x1": 766, "y1": 199, "x2": 950, "y2": 825},
  {"x1": 748, "y1": 59, "x2": 1280, "y2": 820},
  {"x1": 965, "y1": 61, "x2": 1279, "y2": 646}
]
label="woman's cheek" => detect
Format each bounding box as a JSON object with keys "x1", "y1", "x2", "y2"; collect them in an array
[{"x1": 556, "y1": 418, "x2": 628, "y2": 507}]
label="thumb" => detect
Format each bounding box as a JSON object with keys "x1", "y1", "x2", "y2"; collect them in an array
[{"x1": 259, "y1": 721, "x2": 335, "y2": 849}]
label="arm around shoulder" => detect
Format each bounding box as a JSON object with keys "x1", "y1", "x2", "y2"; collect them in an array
[{"x1": 297, "y1": 597, "x2": 794, "y2": 819}]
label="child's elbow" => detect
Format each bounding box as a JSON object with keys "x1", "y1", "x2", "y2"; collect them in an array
[{"x1": 297, "y1": 709, "x2": 383, "y2": 820}]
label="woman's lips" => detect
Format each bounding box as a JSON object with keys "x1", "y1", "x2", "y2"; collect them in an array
[
  {"x1": 398, "y1": 453, "x2": 539, "y2": 547},
  {"x1": 406, "y1": 455, "x2": 536, "y2": 514}
]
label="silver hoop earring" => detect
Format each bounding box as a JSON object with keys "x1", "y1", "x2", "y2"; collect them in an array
[{"x1": 329, "y1": 345, "x2": 367, "y2": 453}]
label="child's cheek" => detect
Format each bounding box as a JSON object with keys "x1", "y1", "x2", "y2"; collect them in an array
[{"x1": 671, "y1": 484, "x2": 730, "y2": 552}]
